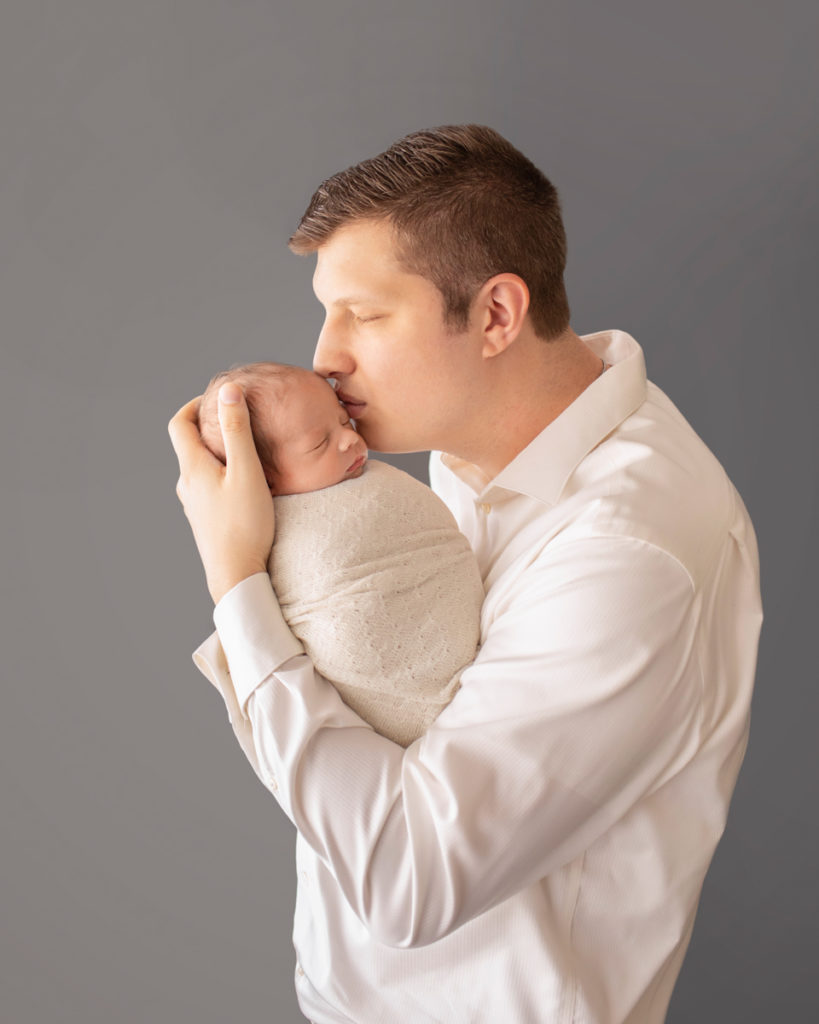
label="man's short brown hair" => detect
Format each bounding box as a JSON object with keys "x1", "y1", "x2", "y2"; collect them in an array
[{"x1": 289, "y1": 124, "x2": 570, "y2": 340}]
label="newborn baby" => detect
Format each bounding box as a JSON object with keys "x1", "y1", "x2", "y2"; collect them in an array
[{"x1": 197, "y1": 362, "x2": 484, "y2": 746}]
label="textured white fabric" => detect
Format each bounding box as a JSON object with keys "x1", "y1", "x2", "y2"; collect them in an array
[
  {"x1": 268, "y1": 460, "x2": 483, "y2": 746},
  {"x1": 193, "y1": 331, "x2": 762, "y2": 1024}
]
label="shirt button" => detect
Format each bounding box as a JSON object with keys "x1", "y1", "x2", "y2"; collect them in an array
[
  {"x1": 268, "y1": 774, "x2": 278, "y2": 792},
  {"x1": 296, "y1": 964, "x2": 305, "y2": 977},
  {"x1": 479, "y1": 502, "x2": 491, "y2": 514}
]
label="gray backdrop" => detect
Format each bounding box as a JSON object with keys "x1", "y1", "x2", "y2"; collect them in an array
[{"x1": 2, "y1": 1, "x2": 816, "y2": 1021}]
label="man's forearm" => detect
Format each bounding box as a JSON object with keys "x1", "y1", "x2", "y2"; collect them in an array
[{"x1": 195, "y1": 542, "x2": 707, "y2": 949}]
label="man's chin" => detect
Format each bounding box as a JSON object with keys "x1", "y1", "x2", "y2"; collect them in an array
[
  {"x1": 356, "y1": 424, "x2": 428, "y2": 456},
  {"x1": 355, "y1": 427, "x2": 378, "y2": 451},
  {"x1": 365, "y1": 443, "x2": 428, "y2": 457}
]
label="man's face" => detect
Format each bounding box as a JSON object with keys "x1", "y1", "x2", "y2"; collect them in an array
[
  {"x1": 269, "y1": 373, "x2": 368, "y2": 495},
  {"x1": 311, "y1": 219, "x2": 481, "y2": 455}
]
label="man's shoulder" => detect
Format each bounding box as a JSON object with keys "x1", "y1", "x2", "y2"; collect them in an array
[{"x1": 560, "y1": 380, "x2": 739, "y2": 589}]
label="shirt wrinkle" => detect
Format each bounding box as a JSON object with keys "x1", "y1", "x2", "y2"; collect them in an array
[{"x1": 194, "y1": 329, "x2": 761, "y2": 1024}]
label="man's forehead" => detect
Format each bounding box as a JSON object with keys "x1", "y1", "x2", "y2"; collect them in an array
[
  {"x1": 312, "y1": 220, "x2": 409, "y2": 301},
  {"x1": 319, "y1": 291, "x2": 383, "y2": 308}
]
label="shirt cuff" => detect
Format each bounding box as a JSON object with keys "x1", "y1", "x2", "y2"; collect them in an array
[{"x1": 212, "y1": 571, "x2": 305, "y2": 712}]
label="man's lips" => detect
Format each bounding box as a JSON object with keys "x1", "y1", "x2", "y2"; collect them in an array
[{"x1": 337, "y1": 391, "x2": 366, "y2": 416}]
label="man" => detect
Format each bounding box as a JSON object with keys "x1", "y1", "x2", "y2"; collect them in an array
[{"x1": 169, "y1": 125, "x2": 762, "y2": 1023}]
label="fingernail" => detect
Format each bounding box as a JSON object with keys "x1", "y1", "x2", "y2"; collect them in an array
[{"x1": 219, "y1": 382, "x2": 241, "y2": 404}]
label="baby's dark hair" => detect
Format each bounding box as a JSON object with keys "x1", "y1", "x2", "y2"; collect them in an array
[{"x1": 197, "y1": 361, "x2": 309, "y2": 482}]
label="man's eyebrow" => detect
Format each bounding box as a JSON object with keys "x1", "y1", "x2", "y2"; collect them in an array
[{"x1": 330, "y1": 295, "x2": 379, "y2": 307}]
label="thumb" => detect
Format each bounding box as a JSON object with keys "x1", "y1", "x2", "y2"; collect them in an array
[{"x1": 217, "y1": 382, "x2": 259, "y2": 475}]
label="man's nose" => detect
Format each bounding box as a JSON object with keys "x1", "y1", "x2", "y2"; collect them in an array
[{"x1": 313, "y1": 317, "x2": 354, "y2": 378}]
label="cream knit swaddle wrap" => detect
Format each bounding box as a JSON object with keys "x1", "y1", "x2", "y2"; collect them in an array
[{"x1": 269, "y1": 460, "x2": 484, "y2": 746}]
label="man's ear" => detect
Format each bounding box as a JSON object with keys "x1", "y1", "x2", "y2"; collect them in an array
[{"x1": 475, "y1": 274, "x2": 530, "y2": 358}]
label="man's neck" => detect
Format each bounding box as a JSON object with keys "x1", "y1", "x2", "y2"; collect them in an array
[{"x1": 460, "y1": 328, "x2": 604, "y2": 481}]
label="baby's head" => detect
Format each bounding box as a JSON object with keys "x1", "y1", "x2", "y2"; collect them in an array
[{"x1": 198, "y1": 362, "x2": 367, "y2": 495}]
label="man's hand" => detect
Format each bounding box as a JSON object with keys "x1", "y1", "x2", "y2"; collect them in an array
[{"x1": 169, "y1": 382, "x2": 275, "y2": 605}]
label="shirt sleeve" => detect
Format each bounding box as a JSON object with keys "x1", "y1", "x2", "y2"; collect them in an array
[{"x1": 195, "y1": 537, "x2": 702, "y2": 949}]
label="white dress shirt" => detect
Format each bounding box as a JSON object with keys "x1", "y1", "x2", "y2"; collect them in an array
[{"x1": 193, "y1": 330, "x2": 762, "y2": 1024}]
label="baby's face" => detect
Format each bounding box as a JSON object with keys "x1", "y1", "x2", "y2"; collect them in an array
[{"x1": 270, "y1": 373, "x2": 368, "y2": 495}]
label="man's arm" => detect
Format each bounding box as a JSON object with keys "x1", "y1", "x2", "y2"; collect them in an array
[
  {"x1": 170, "y1": 386, "x2": 704, "y2": 949},
  {"x1": 202, "y1": 537, "x2": 702, "y2": 949}
]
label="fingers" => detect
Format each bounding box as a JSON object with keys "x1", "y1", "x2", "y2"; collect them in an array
[
  {"x1": 216, "y1": 383, "x2": 262, "y2": 481},
  {"x1": 168, "y1": 385, "x2": 262, "y2": 490},
  {"x1": 168, "y1": 396, "x2": 206, "y2": 474}
]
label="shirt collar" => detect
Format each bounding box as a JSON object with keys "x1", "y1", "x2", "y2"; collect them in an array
[{"x1": 440, "y1": 330, "x2": 647, "y2": 506}]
